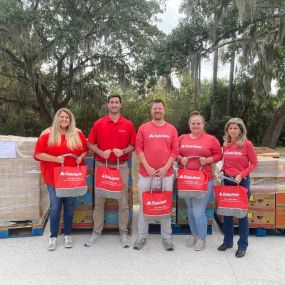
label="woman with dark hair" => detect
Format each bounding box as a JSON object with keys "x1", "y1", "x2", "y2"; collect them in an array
[{"x1": 218, "y1": 117, "x2": 257, "y2": 258}]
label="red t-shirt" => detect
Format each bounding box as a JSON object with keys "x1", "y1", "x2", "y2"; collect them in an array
[
  {"x1": 178, "y1": 133, "x2": 222, "y2": 180},
  {"x1": 221, "y1": 140, "x2": 258, "y2": 178},
  {"x1": 88, "y1": 115, "x2": 136, "y2": 163},
  {"x1": 136, "y1": 121, "x2": 179, "y2": 177},
  {"x1": 34, "y1": 131, "x2": 88, "y2": 186}
]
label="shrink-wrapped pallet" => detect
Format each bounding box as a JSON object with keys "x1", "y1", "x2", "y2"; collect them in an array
[{"x1": 0, "y1": 136, "x2": 49, "y2": 225}]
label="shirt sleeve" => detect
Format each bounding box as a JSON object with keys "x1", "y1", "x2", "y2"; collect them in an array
[
  {"x1": 211, "y1": 137, "x2": 223, "y2": 163},
  {"x1": 33, "y1": 134, "x2": 49, "y2": 161},
  {"x1": 240, "y1": 140, "x2": 258, "y2": 178},
  {"x1": 87, "y1": 121, "x2": 97, "y2": 145},
  {"x1": 135, "y1": 125, "x2": 144, "y2": 154},
  {"x1": 129, "y1": 123, "x2": 137, "y2": 146},
  {"x1": 170, "y1": 127, "x2": 179, "y2": 159}
]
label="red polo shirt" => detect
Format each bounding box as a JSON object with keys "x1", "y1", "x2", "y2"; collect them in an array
[{"x1": 88, "y1": 115, "x2": 136, "y2": 163}]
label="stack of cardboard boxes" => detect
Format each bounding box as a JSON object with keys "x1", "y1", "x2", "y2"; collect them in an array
[
  {"x1": 0, "y1": 136, "x2": 49, "y2": 226},
  {"x1": 215, "y1": 153, "x2": 285, "y2": 230}
]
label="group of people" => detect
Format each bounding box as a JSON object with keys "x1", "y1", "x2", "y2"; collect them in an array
[{"x1": 34, "y1": 94, "x2": 257, "y2": 258}]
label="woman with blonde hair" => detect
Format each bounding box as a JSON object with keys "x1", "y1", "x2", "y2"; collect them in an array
[
  {"x1": 34, "y1": 108, "x2": 87, "y2": 251},
  {"x1": 218, "y1": 117, "x2": 257, "y2": 258},
  {"x1": 177, "y1": 111, "x2": 222, "y2": 251}
]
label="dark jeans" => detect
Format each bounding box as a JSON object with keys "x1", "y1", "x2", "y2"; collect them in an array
[
  {"x1": 47, "y1": 185, "x2": 75, "y2": 238},
  {"x1": 222, "y1": 177, "x2": 250, "y2": 251}
]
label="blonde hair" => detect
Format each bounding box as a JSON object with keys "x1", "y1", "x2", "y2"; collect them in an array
[
  {"x1": 223, "y1": 118, "x2": 247, "y2": 147},
  {"x1": 48, "y1": 108, "x2": 82, "y2": 150}
]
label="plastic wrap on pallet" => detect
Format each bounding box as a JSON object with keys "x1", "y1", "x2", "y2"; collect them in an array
[
  {"x1": 215, "y1": 157, "x2": 285, "y2": 194},
  {"x1": 0, "y1": 136, "x2": 50, "y2": 225}
]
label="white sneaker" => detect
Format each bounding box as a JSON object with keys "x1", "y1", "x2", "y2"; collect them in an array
[
  {"x1": 120, "y1": 234, "x2": 131, "y2": 248},
  {"x1": 133, "y1": 237, "x2": 147, "y2": 250},
  {"x1": 186, "y1": 235, "x2": 197, "y2": 248},
  {"x1": 163, "y1": 239, "x2": 175, "y2": 251},
  {"x1": 84, "y1": 234, "x2": 101, "y2": 247},
  {"x1": 64, "y1": 235, "x2": 73, "y2": 248},
  {"x1": 48, "y1": 237, "x2": 57, "y2": 251},
  {"x1": 194, "y1": 239, "x2": 206, "y2": 251}
]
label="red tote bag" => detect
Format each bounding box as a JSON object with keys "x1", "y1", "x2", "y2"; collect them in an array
[
  {"x1": 214, "y1": 184, "x2": 248, "y2": 218},
  {"x1": 54, "y1": 154, "x2": 88, "y2": 198},
  {"x1": 177, "y1": 156, "x2": 209, "y2": 199},
  {"x1": 142, "y1": 178, "x2": 172, "y2": 221},
  {"x1": 95, "y1": 160, "x2": 124, "y2": 199}
]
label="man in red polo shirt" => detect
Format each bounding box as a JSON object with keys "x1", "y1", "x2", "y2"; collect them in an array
[
  {"x1": 85, "y1": 94, "x2": 136, "y2": 248},
  {"x1": 133, "y1": 99, "x2": 179, "y2": 251}
]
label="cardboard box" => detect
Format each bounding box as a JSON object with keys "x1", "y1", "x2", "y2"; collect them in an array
[
  {"x1": 276, "y1": 193, "x2": 285, "y2": 207},
  {"x1": 0, "y1": 136, "x2": 49, "y2": 223},
  {"x1": 276, "y1": 178, "x2": 285, "y2": 192},
  {"x1": 248, "y1": 194, "x2": 275, "y2": 209},
  {"x1": 248, "y1": 209, "x2": 275, "y2": 228},
  {"x1": 275, "y1": 207, "x2": 285, "y2": 228},
  {"x1": 60, "y1": 205, "x2": 93, "y2": 229}
]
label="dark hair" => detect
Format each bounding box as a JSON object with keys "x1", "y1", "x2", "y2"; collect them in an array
[
  {"x1": 152, "y1": 99, "x2": 165, "y2": 107},
  {"x1": 107, "y1": 94, "x2": 122, "y2": 103}
]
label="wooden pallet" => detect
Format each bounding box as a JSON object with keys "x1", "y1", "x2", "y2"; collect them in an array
[
  {"x1": 0, "y1": 208, "x2": 49, "y2": 239},
  {"x1": 149, "y1": 223, "x2": 212, "y2": 235}
]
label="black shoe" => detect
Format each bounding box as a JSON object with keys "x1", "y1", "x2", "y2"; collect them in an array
[
  {"x1": 235, "y1": 249, "x2": 246, "y2": 258},
  {"x1": 217, "y1": 243, "x2": 233, "y2": 251}
]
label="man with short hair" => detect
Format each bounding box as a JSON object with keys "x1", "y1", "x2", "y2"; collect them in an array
[
  {"x1": 133, "y1": 99, "x2": 179, "y2": 251},
  {"x1": 85, "y1": 94, "x2": 136, "y2": 248}
]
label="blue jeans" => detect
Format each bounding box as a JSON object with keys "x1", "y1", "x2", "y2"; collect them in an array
[
  {"x1": 223, "y1": 177, "x2": 250, "y2": 251},
  {"x1": 185, "y1": 180, "x2": 214, "y2": 240},
  {"x1": 47, "y1": 185, "x2": 75, "y2": 238}
]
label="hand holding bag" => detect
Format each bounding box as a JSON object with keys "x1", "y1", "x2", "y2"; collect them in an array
[
  {"x1": 54, "y1": 154, "x2": 88, "y2": 197},
  {"x1": 142, "y1": 177, "x2": 172, "y2": 222},
  {"x1": 95, "y1": 159, "x2": 124, "y2": 199},
  {"x1": 177, "y1": 156, "x2": 209, "y2": 199},
  {"x1": 214, "y1": 177, "x2": 248, "y2": 218}
]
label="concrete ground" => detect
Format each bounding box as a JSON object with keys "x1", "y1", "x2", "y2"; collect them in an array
[{"x1": 1, "y1": 206, "x2": 285, "y2": 285}]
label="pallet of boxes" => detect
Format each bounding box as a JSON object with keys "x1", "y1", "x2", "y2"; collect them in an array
[
  {"x1": 0, "y1": 136, "x2": 49, "y2": 238},
  {"x1": 61, "y1": 154, "x2": 133, "y2": 233},
  {"x1": 215, "y1": 147, "x2": 285, "y2": 234}
]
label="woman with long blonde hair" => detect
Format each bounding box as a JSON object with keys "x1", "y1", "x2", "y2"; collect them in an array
[
  {"x1": 34, "y1": 108, "x2": 87, "y2": 251},
  {"x1": 218, "y1": 118, "x2": 257, "y2": 258}
]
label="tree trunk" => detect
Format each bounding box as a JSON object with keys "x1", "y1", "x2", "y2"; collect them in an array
[
  {"x1": 226, "y1": 52, "x2": 235, "y2": 115},
  {"x1": 34, "y1": 79, "x2": 53, "y2": 125},
  {"x1": 261, "y1": 100, "x2": 285, "y2": 148},
  {"x1": 211, "y1": 47, "x2": 218, "y2": 120}
]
